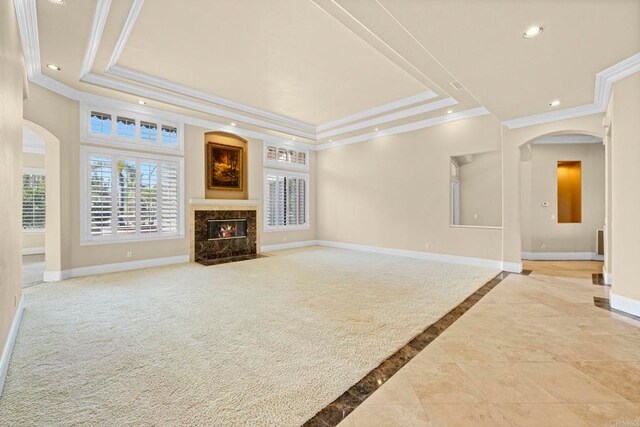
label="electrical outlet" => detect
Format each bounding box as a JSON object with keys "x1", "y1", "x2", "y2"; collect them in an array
[
  {"x1": 126, "y1": 251, "x2": 132, "y2": 258},
  {"x1": 425, "y1": 243, "x2": 430, "y2": 250},
  {"x1": 473, "y1": 213, "x2": 479, "y2": 219},
  {"x1": 541, "y1": 243, "x2": 546, "y2": 249}
]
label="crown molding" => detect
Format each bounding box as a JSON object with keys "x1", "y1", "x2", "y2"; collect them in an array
[
  {"x1": 106, "y1": 0, "x2": 143, "y2": 69},
  {"x1": 78, "y1": 0, "x2": 111, "y2": 77},
  {"x1": 316, "y1": 90, "x2": 437, "y2": 132},
  {"x1": 317, "y1": 97, "x2": 457, "y2": 139},
  {"x1": 503, "y1": 52, "x2": 640, "y2": 129},
  {"x1": 315, "y1": 107, "x2": 490, "y2": 151},
  {"x1": 13, "y1": 0, "x2": 40, "y2": 79}
]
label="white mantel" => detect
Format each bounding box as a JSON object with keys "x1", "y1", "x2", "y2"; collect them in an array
[{"x1": 189, "y1": 199, "x2": 261, "y2": 207}]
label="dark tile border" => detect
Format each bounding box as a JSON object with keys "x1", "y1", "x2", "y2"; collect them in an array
[
  {"x1": 593, "y1": 296, "x2": 640, "y2": 321},
  {"x1": 592, "y1": 273, "x2": 609, "y2": 287},
  {"x1": 195, "y1": 253, "x2": 267, "y2": 266},
  {"x1": 303, "y1": 271, "x2": 510, "y2": 427}
]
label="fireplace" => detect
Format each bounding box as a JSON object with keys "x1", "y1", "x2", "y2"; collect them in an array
[
  {"x1": 193, "y1": 209, "x2": 257, "y2": 265},
  {"x1": 208, "y1": 219, "x2": 247, "y2": 240}
]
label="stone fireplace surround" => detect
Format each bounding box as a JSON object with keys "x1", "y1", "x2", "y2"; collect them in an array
[{"x1": 189, "y1": 199, "x2": 261, "y2": 265}]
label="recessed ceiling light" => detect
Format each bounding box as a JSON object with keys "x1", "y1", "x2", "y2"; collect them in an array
[
  {"x1": 230, "y1": 122, "x2": 236, "y2": 126},
  {"x1": 137, "y1": 100, "x2": 146, "y2": 105},
  {"x1": 46, "y1": 64, "x2": 61, "y2": 71},
  {"x1": 549, "y1": 99, "x2": 560, "y2": 107},
  {"x1": 328, "y1": 139, "x2": 333, "y2": 142},
  {"x1": 292, "y1": 137, "x2": 296, "y2": 141},
  {"x1": 523, "y1": 26, "x2": 543, "y2": 38},
  {"x1": 447, "y1": 110, "x2": 453, "y2": 114},
  {"x1": 374, "y1": 128, "x2": 379, "y2": 132}
]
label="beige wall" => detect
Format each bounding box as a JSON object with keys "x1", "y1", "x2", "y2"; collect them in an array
[
  {"x1": 609, "y1": 73, "x2": 640, "y2": 303},
  {"x1": 0, "y1": 0, "x2": 24, "y2": 362},
  {"x1": 457, "y1": 151, "x2": 502, "y2": 227},
  {"x1": 22, "y1": 152, "x2": 45, "y2": 251},
  {"x1": 501, "y1": 114, "x2": 604, "y2": 265},
  {"x1": 521, "y1": 143, "x2": 604, "y2": 253},
  {"x1": 317, "y1": 115, "x2": 503, "y2": 261},
  {"x1": 23, "y1": 87, "x2": 316, "y2": 273}
]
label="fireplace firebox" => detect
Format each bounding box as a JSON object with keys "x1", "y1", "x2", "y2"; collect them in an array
[{"x1": 208, "y1": 219, "x2": 247, "y2": 240}]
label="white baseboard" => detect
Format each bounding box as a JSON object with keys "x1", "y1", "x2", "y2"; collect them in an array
[
  {"x1": 603, "y1": 265, "x2": 613, "y2": 285},
  {"x1": 501, "y1": 261, "x2": 523, "y2": 274},
  {"x1": 522, "y1": 251, "x2": 603, "y2": 261},
  {"x1": 22, "y1": 247, "x2": 45, "y2": 255},
  {"x1": 43, "y1": 255, "x2": 190, "y2": 282},
  {"x1": 260, "y1": 240, "x2": 320, "y2": 252},
  {"x1": 316, "y1": 240, "x2": 506, "y2": 271},
  {"x1": 610, "y1": 292, "x2": 640, "y2": 318},
  {"x1": 0, "y1": 295, "x2": 25, "y2": 399}
]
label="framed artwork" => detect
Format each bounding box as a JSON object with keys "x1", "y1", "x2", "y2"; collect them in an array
[{"x1": 207, "y1": 142, "x2": 244, "y2": 191}]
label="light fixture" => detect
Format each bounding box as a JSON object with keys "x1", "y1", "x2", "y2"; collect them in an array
[
  {"x1": 292, "y1": 137, "x2": 296, "y2": 141},
  {"x1": 374, "y1": 128, "x2": 379, "y2": 132},
  {"x1": 523, "y1": 26, "x2": 543, "y2": 38},
  {"x1": 46, "y1": 64, "x2": 61, "y2": 71},
  {"x1": 328, "y1": 139, "x2": 333, "y2": 142},
  {"x1": 549, "y1": 99, "x2": 560, "y2": 107},
  {"x1": 230, "y1": 122, "x2": 236, "y2": 126},
  {"x1": 447, "y1": 109, "x2": 453, "y2": 114},
  {"x1": 137, "y1": 99, "x2": 146, "y2": 105}
]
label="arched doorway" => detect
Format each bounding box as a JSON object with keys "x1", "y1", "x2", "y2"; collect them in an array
[{"x1": 22, "y1": 120, "x2": 61, "y2": 283}]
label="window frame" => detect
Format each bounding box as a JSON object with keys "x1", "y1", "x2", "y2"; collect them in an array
[
  {"x1": 79, "y1": 145, "x2": 185, "y2": 245},
  {"x1": 81, "y1": 102, "x2": 184, "y2": 154},
  {"x1": 263, "y1": 141, "x2": 309, "y2": 172},
  {"x1": 263, "y1": 168, "x2": 310, "y2": 233},
  {"x1": 22, "y1": 167, "x2": 46, "y2": 233}
]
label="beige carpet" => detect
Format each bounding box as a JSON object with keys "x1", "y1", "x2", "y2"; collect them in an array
[{"x1": 0, "y1": 246, "x2": 499, "y2": 426}]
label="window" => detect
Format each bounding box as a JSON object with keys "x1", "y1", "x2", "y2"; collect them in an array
[
  {"x1": 90, "y1": 112, "x2": 112, "y2": 135},
  {"x1": 264, "y1": 170, "x2": 308, "y2": 230},
  {"x1": 264, "y1": 143, "x2": 308, "y2": 170},
  {"x1": 116, "y1": 116, "x2": 136, "y2": 138},
  {"x1": 140, "y1": 121, "x2": 158, "y2": 141},
  {"x1": 22, "y1": 171, "x2": 45, "y2": 231},
  {"x1": 81, "y1": 147, "x2": 183, "y2": 243},
  {"x1": 557, "y1": 160, "x2": 582, "y2": 223},
  {"x1": 81, "y1": 103, "x2": 182, "y2": 154},
  {"x1": 161, "y1": 126, "x2": 178, "y2": 145}
]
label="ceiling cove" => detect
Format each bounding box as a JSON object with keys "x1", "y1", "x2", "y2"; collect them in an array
[{"x1": 15, "y1": 0, "x2": 640, "y2": 147}]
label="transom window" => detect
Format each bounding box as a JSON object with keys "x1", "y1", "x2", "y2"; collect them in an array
[
  {"x1": 82, "y1": 103, "x2": 182, "y2": 154},
  {"x1": 80, "y1": 146, "x2": 183, "y2": 244},
  {"x1": 22, "y1": 171, "x2": 46, "y2": 231},
  {"x1": 264, "y1": 143, "x2": 308, "y2": 170}
]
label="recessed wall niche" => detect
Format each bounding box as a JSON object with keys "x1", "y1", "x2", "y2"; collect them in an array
[{"x1": 204, "y1": 131, "x2": 248, "y2": 200}]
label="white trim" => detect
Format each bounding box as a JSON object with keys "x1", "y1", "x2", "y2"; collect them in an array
[
  {"x1": 189, "y1": 199, "x2": 261, "y2": 207},
  {"x1": 106, "y1": 0, "x2": 144, "y2": 69},
  {"x1": 501, "y1": 261, "x2": 523, "y2": 273},
  {"x1": 79, "y1": 0, "x2": 112, "y2": 77},
  {"x1": 449, "y1": 224, "x2": 502, "y2": 230},
  {"x1": 23, "y1": 146, "x2": 45, "y2": 155},
  {"x1": 43, "y1": 255, "x2": 190, "y2": 282},
  {"x1": 0, "y1": 295, "x2": 24, "y2": 399},
  {"x1": 317, "y1": 97, "x2": 457, "y2": 139},
  {"x1": 316, "y1": 240, "x2": 504, "y2": 270},
  {"x1": 263, "y1": 141, "x2": 310, "y2": 172},
  {"x1": 23, "y1": 167, "x2": 45, "y2": 176},
  {"x1": 316, "y1": 107, "x2": 490, "y2": 150},
  {"x1": 521, "y1": 251, "x2": 603, "y2": 261},
  {"x1": 503, "y1": 53, "x2": 640, "y2": 129},
  {"x1": 260, "y1": 240, "x2": 319, "y2": 252},
  {"x1": 603, "y1": 265, "x2": 613, "y2": 285},
  {"x1": 22, "y1": 246, "x2": 45, "y2": 255},
  {"x1": 13, "y1": 0, "x2": 40, "y2": 79},
  {"x1": 316, "y1": 91, "x2": 437, "y2": 132},
  {"x1": 610, "y1": 292, "x2": 640, "y2": 318}
]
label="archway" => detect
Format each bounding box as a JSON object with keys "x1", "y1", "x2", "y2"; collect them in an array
[{"x1": 22, "y1": 120, "x2": 61, "y2": 282}]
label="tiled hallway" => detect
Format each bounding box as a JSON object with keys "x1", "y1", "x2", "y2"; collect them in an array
[{"x1": 338, "y1": 270, "x2": 640, "y2": 426}]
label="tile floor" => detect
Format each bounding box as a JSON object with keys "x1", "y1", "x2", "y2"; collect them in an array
[
  {"x1": 22, "y1": 254, "x2": 44, "y2": 287},
  {"x1": 337, "y1": 266, "x2": 640, "y2": 426}
]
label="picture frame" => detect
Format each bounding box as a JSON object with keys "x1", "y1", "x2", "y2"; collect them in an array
[{"x1": 206, "y1": 142, "x2": 244, "y2": 191}]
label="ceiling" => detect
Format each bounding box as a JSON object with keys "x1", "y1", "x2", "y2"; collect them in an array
[{"x1": 24, "y1": 0, "x2": 640, "y2": 144}]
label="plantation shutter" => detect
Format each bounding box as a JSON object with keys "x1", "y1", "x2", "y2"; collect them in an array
[
  {"x1": 264, "y1": 172, "x2": 307, "y2": 229},
  {"x1": 139, "y1": 161, "x2": 158, "y2": 233},
  {"x1": 90, "y1": 156, "x2": 113, "y2": 236},
  {"x1": 22, "y1": 174, "x2": 46, "y2": 230},
  {"x1": 161, "y1": 162, "x2": 179, "y2": 233}
]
